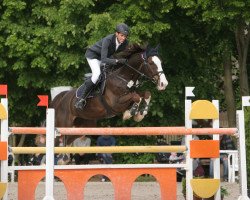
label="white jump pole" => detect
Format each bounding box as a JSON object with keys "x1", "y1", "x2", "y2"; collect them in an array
[
  {"x1": 212, "y1": 100, "x2": 221, "y2": 200},
  {"x1": 1, "y1": 98, "x2": 8, "y2": 200},
  {"x1": 43, "y1": 108, "x2": 55, "y2": 200},
  {"x1": 185, "y1": 87, "x2": 194, "y2": 200},
  {"x1": 237, "y1": 96, "x2": 250, "y2": 200}
]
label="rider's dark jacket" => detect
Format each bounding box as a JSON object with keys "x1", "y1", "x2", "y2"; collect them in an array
[{"x1": 85, "y1": 34, "x2": 128, "y2": 65}]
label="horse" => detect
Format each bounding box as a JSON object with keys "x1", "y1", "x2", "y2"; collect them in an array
[{"x1": 50, "y1": 43, "x2": 168, "y2": 146}]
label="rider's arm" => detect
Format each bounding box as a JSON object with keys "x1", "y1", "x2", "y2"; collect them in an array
[{"x1": 101, "y1": 38, "x2": 118, "y2": 66}]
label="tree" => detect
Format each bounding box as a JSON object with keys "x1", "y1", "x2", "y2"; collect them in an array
[
  {"x1": 235, "y1": 20, "x2": 250, "y2": 96},
  {"x1": 0, "y1": 0, "x2": 95, "y2": 125},
  {"x1": 177, "y1": 0, "x2": 250, "y2": 126},
  {"x1": 0, "y1": 0, "x2": 232, "y2": 127}
]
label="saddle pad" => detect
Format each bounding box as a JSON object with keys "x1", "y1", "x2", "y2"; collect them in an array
[
  {"x1": 75, "y1": 83, "x2": 98, "y2": 99},
  {"x1": 76, "y1": 74, "x2": 107, "y2": 99}
]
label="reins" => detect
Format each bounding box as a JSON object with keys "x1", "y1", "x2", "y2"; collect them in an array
[{"x1": 102, "y1": 51, "x2": 163, "y2": 88}]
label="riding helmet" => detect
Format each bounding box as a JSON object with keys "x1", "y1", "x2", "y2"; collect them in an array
[{"x1": 116, "y1": 23, "x2": 129, "y2": 36}]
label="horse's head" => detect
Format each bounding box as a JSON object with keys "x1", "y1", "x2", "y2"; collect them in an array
[
  {"x1": 142, "y1": 45, "x2": 168, "y2": 91},
  {"x1": 114, "y1": 43, "x2": 168, "y2": 91}
]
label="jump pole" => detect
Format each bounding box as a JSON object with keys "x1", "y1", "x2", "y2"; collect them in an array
[
  {"x1": 10, "y1": 126, "x2": 237, "y2": 135},
  {"x1": 43, "y1": 108, "x2": 55, "y2": 200},
  {"x1": 11, "y1": 145, "x2": 187, "y2": 154},
  {"x1": 184, "y1": 87, "x2": 195, "y2": 200},
  {"x1": 0, "y1": 98, "x2": 8, "y2": 200},
  {"x1": 237, "y1": 97, "x2": 250, "y2": 200}
]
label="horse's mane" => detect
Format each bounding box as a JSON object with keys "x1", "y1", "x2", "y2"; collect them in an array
[
  {"x1": 114, "y1": 43, "x2": 160, "y2": 59},
  {"x1": 114, "y1": 43, "x2": 146, "y2": 59}
]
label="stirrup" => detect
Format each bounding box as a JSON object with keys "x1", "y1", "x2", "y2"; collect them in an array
[{"x1": 75, "y1": 98, "x2": 86, "y2": 109}]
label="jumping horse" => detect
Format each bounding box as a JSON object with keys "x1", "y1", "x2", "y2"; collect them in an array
[{"x1": 50, "y1": 44, "x2": 168, "y2": 145}]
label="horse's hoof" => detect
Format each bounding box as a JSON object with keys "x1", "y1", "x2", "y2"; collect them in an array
[
  {"x1": 130, "y1": 104, "x2": 139, "y2": 116},
  {"x1": 133, "y1": 113, "x2": 144, "y2": 122},
  {"x1": 123, "y1": 110, "x2": 132, "y2": 120},
  {"x1": 131, "y1": 110, "x2": 138, "y2": 116}
]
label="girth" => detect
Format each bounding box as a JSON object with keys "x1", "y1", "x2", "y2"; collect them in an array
[{"x1": 98, "y1": 94, "x2": 120, "y2": 117}]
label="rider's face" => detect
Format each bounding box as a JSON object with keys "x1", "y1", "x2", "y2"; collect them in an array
[{"x1": 116, "y1": 32, "x2": 127, "y2": 44}]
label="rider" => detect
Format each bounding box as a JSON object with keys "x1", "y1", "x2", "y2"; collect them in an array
[{"x1": 75, "y1": 23, "x2": 130, "y2": 109}]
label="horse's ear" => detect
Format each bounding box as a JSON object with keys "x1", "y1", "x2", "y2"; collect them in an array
[
  {"x1": 145, "y1": 44, "x2": 160, "y2": 57},
  {"x1": 155, "y1": 44, "x2": 160, "y2": 52},
  {"x1": 145, "y1": 44, "x2": 152, "y2": 55}
]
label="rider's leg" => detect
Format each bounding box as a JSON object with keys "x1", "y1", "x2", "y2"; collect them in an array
[
  {"x1": 75, "y1": 79, "x2": 95, "y2": 109},
  {"x1": 88, "y1": 58, "x2": 101, "y2": 84},
  {"x1": 75, "y1": 58, "x2": 101, "y2": 109}
]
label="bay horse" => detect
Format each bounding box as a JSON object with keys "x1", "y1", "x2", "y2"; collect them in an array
[{"x1": 50, "y1": 44, "x2": 168, "y2": 145}]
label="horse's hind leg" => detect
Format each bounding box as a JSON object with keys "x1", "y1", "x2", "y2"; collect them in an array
[{"x1": 134, "y1": 91, "x2": 151, "y2": 122}]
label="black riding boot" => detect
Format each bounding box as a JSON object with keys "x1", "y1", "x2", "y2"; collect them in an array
[{"x1": 75, "y1": 79, "x2": 95, "y2": 109}]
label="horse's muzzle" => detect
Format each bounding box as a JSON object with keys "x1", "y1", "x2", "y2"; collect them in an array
[{"x1": 157, "y1": 74, "x2": 168, "y2": 90}]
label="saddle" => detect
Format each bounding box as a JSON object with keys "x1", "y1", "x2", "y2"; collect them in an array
[{"x1": 76, "y1": 70, "x2": 107, "y2": 99}]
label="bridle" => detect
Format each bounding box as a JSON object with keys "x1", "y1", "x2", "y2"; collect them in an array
[
  {"x1": 122, "y1": 52, "x2": 164, "y2": 86},
  {"x1": 141, "y1": 52, "x2": 164, "y2": 79},
  {"x1": 102, "y1": 51, "x2": 164, "y2": 89}
]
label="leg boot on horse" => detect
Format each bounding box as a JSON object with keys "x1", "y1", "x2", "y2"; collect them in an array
[{"x1": 75, "y1": 79, "x2": 95, "y2": 110}]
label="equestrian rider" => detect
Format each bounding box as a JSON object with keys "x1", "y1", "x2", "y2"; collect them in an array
[{"x1": 75, "y1": 23, "x2": 130, "y2": 109}]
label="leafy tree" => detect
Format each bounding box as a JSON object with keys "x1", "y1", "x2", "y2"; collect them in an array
[
  {"x1": 0, "y1": 0, "x2": 95, "y2": 125},
  {"x1": 0, "y1": 0, "x2": 230, "y2": 127},
  {"x1": 177, "y1": 0, "x2": 250, "y2": 126}
]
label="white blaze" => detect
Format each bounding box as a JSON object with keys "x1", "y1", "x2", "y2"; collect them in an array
[{"x1": 152, "y1": 56, "x2": 168, "y2": 90}]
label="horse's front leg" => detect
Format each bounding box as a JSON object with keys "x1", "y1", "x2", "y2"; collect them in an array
[
  {"x1": 123, "y1": 92, "x2": 141, "y2": 120},
  {"x1": 134, "y1": 91, "x2": 151, "y2": 122}
]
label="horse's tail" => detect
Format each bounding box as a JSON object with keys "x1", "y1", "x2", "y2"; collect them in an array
[{"x1": 49, "y1": 90, "x2": 69, "y2": 108}]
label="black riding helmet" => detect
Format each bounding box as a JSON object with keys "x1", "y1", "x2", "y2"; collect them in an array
[{"x1": 116, "y1": 23, "x2": 129, "y2": 36}]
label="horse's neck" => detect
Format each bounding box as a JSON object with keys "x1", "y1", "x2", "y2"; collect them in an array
[{"x1": 116, "y1": 52, "x2": 143, "y2": 80}]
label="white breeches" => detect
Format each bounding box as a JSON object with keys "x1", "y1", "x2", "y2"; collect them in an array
[{"x1": 86, "y1": 58, "x2": 101, "y2": 84}]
